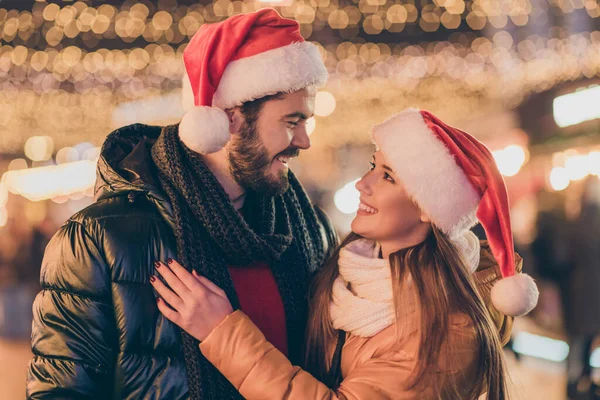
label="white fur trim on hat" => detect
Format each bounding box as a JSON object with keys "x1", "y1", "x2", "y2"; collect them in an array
[
  {"x1": 370, "y1": 108, "x2": 480, "y2": 239},
  {"x1": 179, "y1": 106, "x2": 230, "y2": 154},
  {"x1": 181, "y1": 42, "x2": 329, "y2": 112},
  {"x1": 490, "y1": 273, "x2": 539, "y2": 316},
  {"x1": 214, "y1": 41, "x2": 328, "y2": 108}
]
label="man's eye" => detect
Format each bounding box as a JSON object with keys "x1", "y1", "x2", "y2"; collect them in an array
[{"x1": 287, "y1": 121, "x2": 299, "y2": 127}]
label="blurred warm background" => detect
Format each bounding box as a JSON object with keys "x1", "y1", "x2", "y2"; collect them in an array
[{"x1": 1, "y1": 0, "x2": 600, "y2": 399}]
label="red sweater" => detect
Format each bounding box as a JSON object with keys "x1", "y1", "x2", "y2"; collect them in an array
[{"x1": 228, "y1": 263, "x2": 288, "y2": 356}]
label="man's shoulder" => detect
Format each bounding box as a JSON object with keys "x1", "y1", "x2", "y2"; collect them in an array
[
  {"x1": 52, "y1": 193, "x2": 173, "y2": 274},
  {"x1": 67, "y1": 193, "x2": 166, "y2": 235}
]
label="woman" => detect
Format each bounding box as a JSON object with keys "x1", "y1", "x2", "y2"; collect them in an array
[{"x1": 150, "y1": 109, "x2": 539, "y2": 399}]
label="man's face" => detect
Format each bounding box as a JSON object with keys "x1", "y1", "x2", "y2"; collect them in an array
[{"x1": 227, "y1": 88, "x2": 316, "y2": 196}]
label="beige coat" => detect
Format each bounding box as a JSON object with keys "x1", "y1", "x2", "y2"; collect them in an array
[{"x1": 199, "y1": 241, "x2": 520, "y2": 400}]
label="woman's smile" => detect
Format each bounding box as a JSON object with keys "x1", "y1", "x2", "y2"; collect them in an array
[{"x1": 357, "y1": 201, "x2": 378, "y2": 216}]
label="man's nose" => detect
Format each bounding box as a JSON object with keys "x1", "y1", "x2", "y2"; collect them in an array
[{"x1": 291, "y1": 124, "x2": 311, "y2": 150}]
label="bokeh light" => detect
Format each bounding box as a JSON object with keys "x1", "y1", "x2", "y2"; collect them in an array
[
  {"x1": 334, "y1": 179, "x2": 361, "y2": 214},
  {"x1": 315, "y1": 91, "x2": 336, "y2": 117}
]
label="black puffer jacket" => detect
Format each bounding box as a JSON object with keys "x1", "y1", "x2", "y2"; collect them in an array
[{"x1": 26, "y1": 124, "x2": 337, "y2": 399}]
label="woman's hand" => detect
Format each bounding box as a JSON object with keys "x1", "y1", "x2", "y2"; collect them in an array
[{"x1": 150, "y1": 259, "x2": 233, "y2": 342}]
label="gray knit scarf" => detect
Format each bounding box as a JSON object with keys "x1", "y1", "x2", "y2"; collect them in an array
[{"x1": 151, "y1": 124, "x2": 327, "y2": 399}]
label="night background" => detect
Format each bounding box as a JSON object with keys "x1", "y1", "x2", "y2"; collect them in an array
[{"x1": 1, "y1": 0, "x2": 600, "y2": 398}]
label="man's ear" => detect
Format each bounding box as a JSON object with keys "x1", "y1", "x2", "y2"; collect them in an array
[{"x1": 225, "y1": 108, "x2": 244, "y2": 135}]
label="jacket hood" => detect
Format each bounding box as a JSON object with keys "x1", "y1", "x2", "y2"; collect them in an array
[{"x1": 95, "y1": 123, "x2": 175, "y2": 225}]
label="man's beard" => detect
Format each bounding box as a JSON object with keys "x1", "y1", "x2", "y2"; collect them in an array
[{"x1": 228, "y1": 120, "x2": 299, "y2": 197}]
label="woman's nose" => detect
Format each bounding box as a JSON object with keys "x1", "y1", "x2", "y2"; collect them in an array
[{"x1": 355, "y1": 175, "x2": 372, "y2": 196}]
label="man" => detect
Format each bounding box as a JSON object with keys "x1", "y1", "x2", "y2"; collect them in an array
[{"x1": 27, "y1": 9, "x2": 336, "y2": 399}]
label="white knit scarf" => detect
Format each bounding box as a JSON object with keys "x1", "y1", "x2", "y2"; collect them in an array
[
  {"x1": 330, "y1": 239, "x2": 395, "y2": 338},
  {"x1": 329, "y1": 232, "x2": 480, "y2": 338}
]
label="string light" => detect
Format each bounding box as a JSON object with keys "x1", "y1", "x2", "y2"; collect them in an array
[
  {"x1": 306, "y1": 117, "x2": 317, "y2": 136},
  {"x1": 315, "y1": 91, "x2": 337, "y2": 117},
  {"x1": 0, "y1": 182, "x2": 8, "y2": 207},
  {"x1": 2, "y1": 160, "x2": 96, "y2": 202},
  {"x1": 0, "y1": 1, "x2": 599, "y2": 201},
  {"x1": 334, "y1": 179, "x2": 361, "y2": 214},
  {"x1": 550, "y1": 167, "x2": 570, "y2": 191},
  {"x1": 4, "y1": 0, "x2": 595, "y2": 47},
  {"x1": 493, "y1": 145, "x2": 528, "y2": 177},
  {"x1": 24, "y1": 136, "x2": 54, "y2": 162},
  {"x1": 0, "y1": 205, "x2": 7, "y2": 227}
]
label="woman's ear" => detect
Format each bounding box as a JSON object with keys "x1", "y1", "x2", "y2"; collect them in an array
[
  {"x1": 225, "y1": 108, "x2": 244, "y2": 135},
  {"x1": 420, "y1": 211, "x2": 431, "y2": 223}
]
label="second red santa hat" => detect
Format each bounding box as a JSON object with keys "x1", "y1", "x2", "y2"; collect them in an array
[
  {"x1": 180, "y1": 8, "x2": 328, "y2": 154},
  {"x1": 371, "y1": 108, "x2": 539, "y2": 317}
]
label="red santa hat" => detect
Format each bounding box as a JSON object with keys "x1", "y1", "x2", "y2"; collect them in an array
[
  {"x1": 370, "y1": 108, "x2": 539, "y2": 317},
  {"x1": 180, "y1": 8, "x2": 328, "y2": 154}
]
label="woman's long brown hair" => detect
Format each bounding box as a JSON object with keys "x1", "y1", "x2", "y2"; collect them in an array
[{"x1": 304, "y1": 227, "x2": 509, "y2": 399}]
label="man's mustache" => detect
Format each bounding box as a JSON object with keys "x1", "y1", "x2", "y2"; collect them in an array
[
  {"x1": 248, "y1": 147, "x2": 301, "y2": 171},
  {"x1": 276, "y1": 147, "x2": 300, "y2": 158}
]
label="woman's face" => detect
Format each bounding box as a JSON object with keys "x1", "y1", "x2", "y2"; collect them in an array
[{"x1": 351, "y1": 151, "x2": 431, "y2": 249}]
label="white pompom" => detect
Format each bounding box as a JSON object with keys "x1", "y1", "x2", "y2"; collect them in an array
[
  {"x1": 490, "y1": 273, "x2": 539, "y2": 317},
  {"x1": 179, "y1": 106, "x2": 230, "y2": 154}
]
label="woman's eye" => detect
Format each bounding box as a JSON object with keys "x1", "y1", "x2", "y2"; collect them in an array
[
  {"x1": 384, "y1": 172, "x2": 395, "y2": 183},
  {"x1": 369, "y1": 162, "x2": 375, "y2": 170}
]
